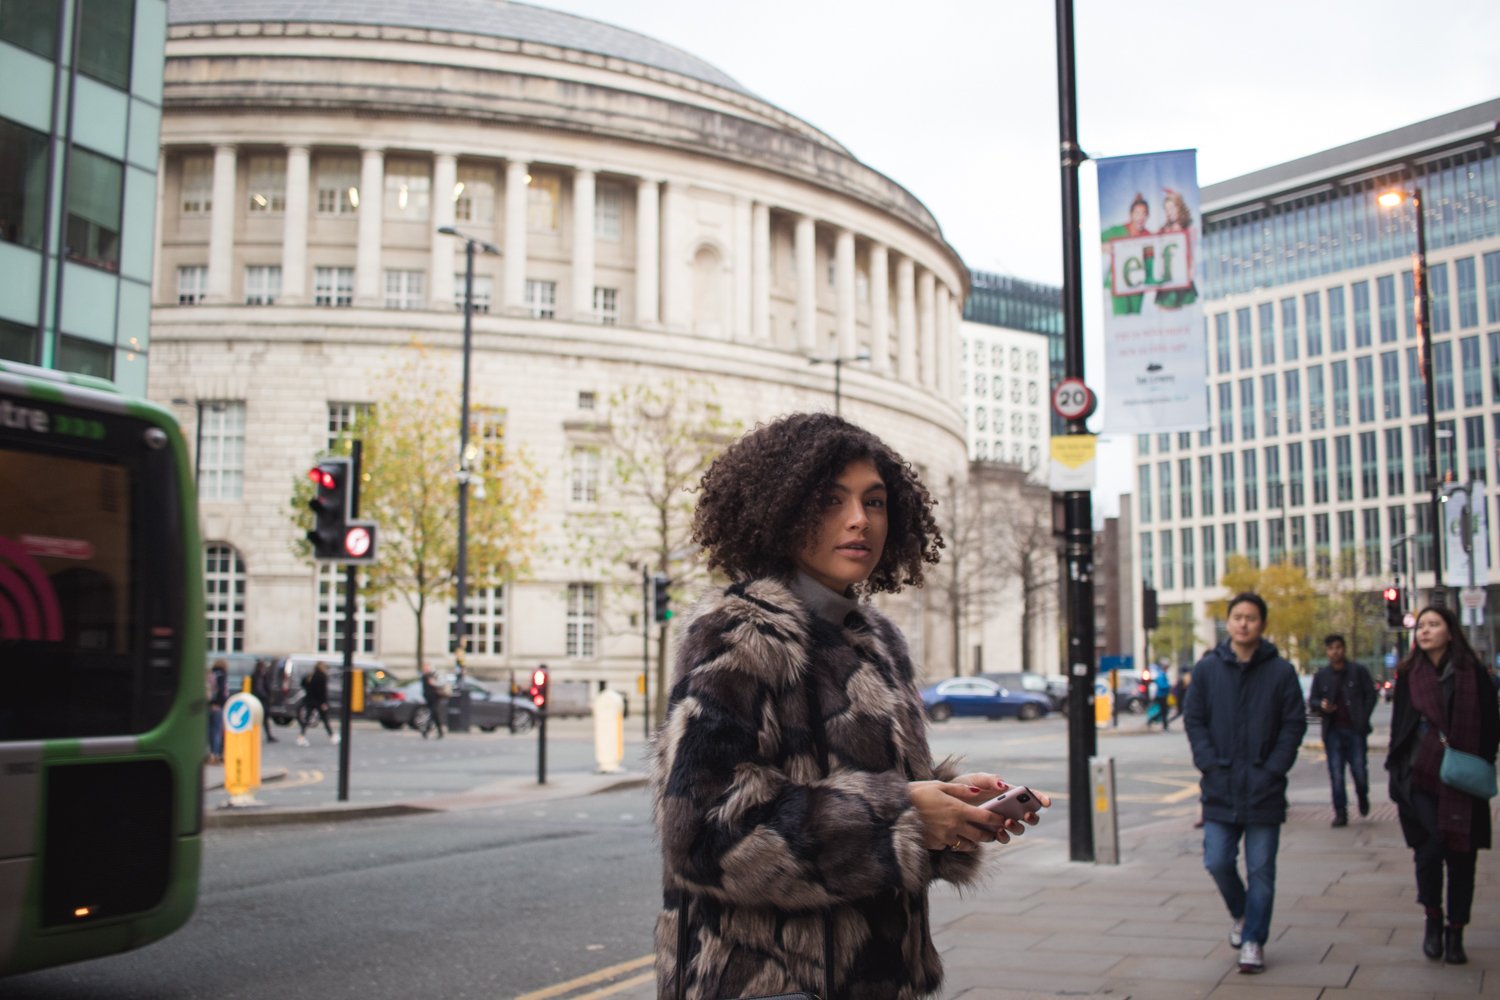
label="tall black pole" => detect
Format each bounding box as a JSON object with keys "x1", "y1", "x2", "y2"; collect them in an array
[
  {"x1": 1413, "y1": 187, "x2": 1443, "y2": 606},
  {"x1": 1056, "y1": 0, "x2": 1096, "y2": 863},
  {"x1": 337, "y1": 439, "x2": 362, "y2": 802},
  {"x1": 642, "y1": 566, "x2": 651, "y2": 739},
  {"x1": 454, "y1": 238, "x2": 475, "y2": 718}
]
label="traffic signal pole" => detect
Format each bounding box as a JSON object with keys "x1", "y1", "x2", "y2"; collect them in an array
[
  {"x1": 337, "y1": 440, "x2": 362, "y2": 802},
  {"x1": 1056, "y1": 0, "x2": 1097, "y2": 862}
]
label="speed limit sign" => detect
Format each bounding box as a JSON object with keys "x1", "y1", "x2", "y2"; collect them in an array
[{"x1": 1052, "y1": 378, "x2": 1096, "y2": 421}]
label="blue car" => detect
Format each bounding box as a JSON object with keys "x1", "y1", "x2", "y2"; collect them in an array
[{"x1": 920, "y1": 677, "x2": 1052, "y2": 722}]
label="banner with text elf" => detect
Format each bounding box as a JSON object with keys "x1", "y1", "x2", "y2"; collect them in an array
[{"x1": 1096, "y1": 149, "x2": 1208, "y2": 432}]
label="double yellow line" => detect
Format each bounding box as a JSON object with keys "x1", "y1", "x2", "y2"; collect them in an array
[{"x1": 515, "y1": 954, "x2": 655, "y2": 1000}]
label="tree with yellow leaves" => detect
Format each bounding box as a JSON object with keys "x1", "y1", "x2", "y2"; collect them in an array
[
  {"x1": 290, "y1": 344, "x2": 544, "y2": 666},
  {"x1": 1207, "y1": 554, "x2": 1320, "y2": 670}
]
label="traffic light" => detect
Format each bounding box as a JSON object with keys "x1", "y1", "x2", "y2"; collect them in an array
[
  {"x1": 652, "y1": 574, "x2": 673, "y2": 623},
  {"x1": 1384, "y1": 585, "x2": 1404, "y2": 628},
  {"x1": 307, "y1": 458, "x2": 351, "y2": 559},
  {"x1": 528, "y1": 665, "x2": 550, "y2": 711},
  {"x1": 1142, "y1": 585, "x2": 1159, "y2": 631}
]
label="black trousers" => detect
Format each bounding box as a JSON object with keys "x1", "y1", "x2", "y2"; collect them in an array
[
  {"x1": 300, "y1": 702, "x2": 332, "y2": 736},
  {"x1": 423, "y1": 698, "x2": 448, "y2": 737},
  {"x1": 1409, "y1": 789, "x2": 1479, "y2": 925}
]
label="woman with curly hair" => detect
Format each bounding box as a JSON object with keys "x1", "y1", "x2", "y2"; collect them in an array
[
  {"x1": 653, "y1": 413, "x2": 1046, "y2": 1000},
  {"x1": 1386, "y1": 605, "x2": 1499, "y2": 964}
]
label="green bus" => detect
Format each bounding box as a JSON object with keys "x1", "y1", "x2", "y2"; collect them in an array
[{"x1": 0, "y1": 361, "x2": 203, "y2": 976}]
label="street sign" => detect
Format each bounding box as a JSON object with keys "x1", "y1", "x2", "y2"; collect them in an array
[
  {"x1": 223, "y1": 692, "x2": 257, "y2": 734},
  {"x1": 1052, "y1": 377, "x2": 1096, "y2": 421},
  {"x1": 1461, "y1": 586, "x2": 1486, "y2": 610},
  {"x1": 1402, "y1": 611, "x2": 1417, "y2": 630},
  {"x1": 344, "y1": 525, "x2": 372, "y2": 558}
]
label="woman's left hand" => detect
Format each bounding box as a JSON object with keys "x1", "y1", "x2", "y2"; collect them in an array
[{"x1": 952, "y1": 772, "x2": 1051, "y2": 843}]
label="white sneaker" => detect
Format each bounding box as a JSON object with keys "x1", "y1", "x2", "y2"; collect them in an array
[
  {"x1": 1238, "y1": 941, "x2": 1264, "y2": 973},
  {"x1": 296, "y1": 735, "x2": 309, "y2": 747},
  {"x1": 330, "y1": 733, "x2": 341, "y2": 744},
  {"x1": 1229, "y1": 916, "x2": 1245, "y2": 948}
]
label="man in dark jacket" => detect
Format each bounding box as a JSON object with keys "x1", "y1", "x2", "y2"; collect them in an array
[
  {"x1": 1308, "y1": 634, "x2": 1376, "y2": 827},
  {"x1": 1184, "y1": 592, "x2": 1308, "y2": 976}
]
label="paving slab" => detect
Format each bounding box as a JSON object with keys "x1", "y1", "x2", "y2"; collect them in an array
[{"x1": 1345, "y1": 963, "x2": 1485, "y2": 993}]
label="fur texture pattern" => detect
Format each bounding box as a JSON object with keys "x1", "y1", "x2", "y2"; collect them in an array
[{"x1": 652, "y1": 578, "x2": 980, "y2": 1000}]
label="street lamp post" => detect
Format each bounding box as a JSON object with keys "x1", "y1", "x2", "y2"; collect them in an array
[
  {"x1": 1379, "y1": 186, "x2": 1443, "y2": 606},
  {"x1": 438, "y1": 225, "x2": 500, "y2": 729},
  {"x1": 808, "y1": 350, "x2": 871, "y2": 416}
]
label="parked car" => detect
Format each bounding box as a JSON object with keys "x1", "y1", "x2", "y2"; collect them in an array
[
  {"x1": 266, "y1": 653, "x2": 395, "y2": 725},
  {"x1": 920, "y1": 677, "x2": 1052, "y2": 722},
  {"x1": 982, "y1": 672, "x2": 1066, "y2": 712},
  {"x1": 366, "y1": 675, "x2": 537, "y2": 734}
]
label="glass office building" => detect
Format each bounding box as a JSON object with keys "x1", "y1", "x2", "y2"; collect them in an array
[
  {"x1": 1134, "y1": 98, "x2": 1500, "y2": 657},
  {"x1": 0, "y1": 0, "x2": 166, "y2": 394},
  {"x1": 963, "y1": 270, "x2": 1065, "y2": 442}
]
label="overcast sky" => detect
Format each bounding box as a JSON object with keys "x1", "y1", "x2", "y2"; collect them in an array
[{"x1": 535, "y1": 0, "x2": 1500, "y2": 510}]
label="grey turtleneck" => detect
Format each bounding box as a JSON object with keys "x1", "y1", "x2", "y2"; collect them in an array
[{"x1": 790, "y1": 570, "x2": 861, "y2": 626}]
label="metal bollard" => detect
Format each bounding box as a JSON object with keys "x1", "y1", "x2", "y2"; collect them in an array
[{"x1": 1090, "y1": 756, "x2": 1119, "y2": 865}]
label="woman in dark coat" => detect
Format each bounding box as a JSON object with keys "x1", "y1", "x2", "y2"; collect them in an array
[
  {"x1": 652, "y1": 413, "x2": 1047, "y2": 1000},
  {"x1": 1386, "y1": 605, "x2": 1499, "y2": 964}
]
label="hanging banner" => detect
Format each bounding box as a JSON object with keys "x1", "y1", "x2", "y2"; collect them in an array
[
  {"x1": 1097, "y1": 150, "x2": 1208, "y2": 432},
  {"x1": 1442, "y1": 481, "x2": 1488, "y2": 588}
]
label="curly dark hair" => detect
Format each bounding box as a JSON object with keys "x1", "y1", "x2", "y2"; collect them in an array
[{"x1": 692, "y1": 413, "x2": 942, "y2": 594}]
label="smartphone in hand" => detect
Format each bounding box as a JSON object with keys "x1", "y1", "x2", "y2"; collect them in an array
[{"x1": 980, "y1": 785, "x2": 1045, "y2": 823}]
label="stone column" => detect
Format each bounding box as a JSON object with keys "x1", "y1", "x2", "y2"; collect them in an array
[
  {"x1": 660, "y1": 181, "x2": 686, "y2": 329},
  {"x1": 751, "y1": 202, "x2": 771, "y2": 344},
  {"x1": 572, "y1": 167, "x2": 596, "y2": 321},
  {"x1": 635, "y1": 178, "x2": 659, "y2": 326},
  {"x1": 733, "y1": 196, "x2": 753, "y2": 341},
  {"x1": 869, "y1": 243, "x2": 890, "y2": 373},
  {"x1": 918, "y1": 268, "x2": 936, "y2": 389},
  {"x1": 280, "y1": 145, "x2": 309, "y2": 304},
  {"x1": 152, "y1": 150, "x2": 165, "y2": 301},
  {"x1": 206, "y1": 144, "x2": 237, "y2": 303},
  {"x1": 949, "y1": 297, "x2": 964, "y2": 399},
  {"x1": 429, "y1": 152, "x2": 457, "y2": 311},
  {"x1": 504, "y1": 159, "x2": 529, "y2": 313},
  {"x1": 354, "y1": 146, "x2": 385, "y2": 306},
  {"x1": 795, "y1": 215, "x2": 816, "y2": 352},
  {"x1": 896, "y1": 255, "x2": 917, "y2": 381},
  {"x1": 835, "y1": 228, "x2": 856, "y2": 358},
  {"x1": 935, "y1": 282, "x2": 953, "y2": 397}
]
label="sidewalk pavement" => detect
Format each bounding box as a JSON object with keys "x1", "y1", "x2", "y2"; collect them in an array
[{"x1": 205, "y1": 716, "x2": 1498, "y2": 997}]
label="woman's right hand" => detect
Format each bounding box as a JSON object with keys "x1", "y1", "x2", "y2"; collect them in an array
[{"x1": 909, "y1": 780, "x2": 1007, "y2": 852}]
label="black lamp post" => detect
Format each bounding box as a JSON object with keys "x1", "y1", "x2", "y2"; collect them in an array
[
  {"x1": 1379, "y1": 186, "x2": 1443, "y2": 606},
  {"x1": 808, "y1": 350, "x2": 871, "y2": 415},
  {"x1": 438, "y1": 225, "x2": 500, "y2": 727}
]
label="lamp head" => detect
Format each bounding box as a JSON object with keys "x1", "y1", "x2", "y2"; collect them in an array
[{"x1": 1377, "y1": 191, "x2": 1405, "y2": 209}]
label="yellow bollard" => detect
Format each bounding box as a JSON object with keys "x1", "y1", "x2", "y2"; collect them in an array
[
  {"x1": 1094, "y1": 674, "x2": 1113, "y2": 727},
  {"x1": 222, "y1": 692, "x2": 263, "y2": 805},
  {"x1": 593, "y1": 689, "x2": 626, "y2": 774},
  {"x1": 350, "y1": 668, "x2": 364, "y2": 714}
]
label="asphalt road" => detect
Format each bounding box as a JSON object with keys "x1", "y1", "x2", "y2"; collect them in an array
[{"x1": 6, "y1": 705, "x2": 1364, "y2": 999}]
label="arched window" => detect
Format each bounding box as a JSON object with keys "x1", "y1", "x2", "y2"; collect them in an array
[
  {"x1": 691, "y1": 243, "x2": 726, "y2": 338},
  {"x1": 204, "y1": 543, "x2": 246, "y2": 653}
]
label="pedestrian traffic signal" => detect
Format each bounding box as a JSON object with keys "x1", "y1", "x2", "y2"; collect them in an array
[
  {"x1": 307, "y1": 458, "x2": 351, "y2": 559},
  {"x1": 1384, "y1": 585, "x2": 1403, "y2": 628},
  {"x1": 1142, "y1": 585, "x2": 1158, "y2": 631},
  {"x1": 529, "y1": 665, "x2": 550, "y2": 710},
  {"x1": 652, "y1": 574, "x2": 673, "y2": 623}
]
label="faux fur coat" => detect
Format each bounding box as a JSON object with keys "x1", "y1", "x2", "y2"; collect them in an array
[{"x1": 651, "y1": 578, "x2": 981, "y2": 1000}]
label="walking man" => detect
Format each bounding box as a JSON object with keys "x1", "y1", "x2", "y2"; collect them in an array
[
  {"x1": 1184, "y1": 592, "x2": 1307, "y2": 975},
  {"x1": 420, "y1": 662, "x2": 448, "y2": 739},
  {"x1": 1308, "y1": 634, "x2": 1376, "y2": 827}
]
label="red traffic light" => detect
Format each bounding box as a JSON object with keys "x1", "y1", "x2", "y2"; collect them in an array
[
  {"x1": 1383, "y1": 586, "x2": 1399, "y2": 602},
  {"x1": 308, "y1": 466, "x2": 338, "y2": 490},
  {"x1": 529, "y1": 667, "x2": 549, "y2": 708}
]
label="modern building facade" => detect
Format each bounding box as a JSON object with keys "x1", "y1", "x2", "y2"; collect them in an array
[
  {"x1": 0, "y1": 0, "x2": 167, "y2": 394},
  {"x1": 1133, "y1": 99, "x2": 1500, "y2": 667},
  {"x1": 147, "y1": 0, "x2": 972, "y2": 701}
]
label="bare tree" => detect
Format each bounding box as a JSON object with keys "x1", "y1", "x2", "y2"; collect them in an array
[
  {"x1": 566, "y1": 381, "x2": 739, "y2": 726},
  {"x1": 990, "y1": 483, "x2": 1060, "y2": 674},
  {"x1": 933, "y1": 463, "x2": 1014, "y2": 676}
]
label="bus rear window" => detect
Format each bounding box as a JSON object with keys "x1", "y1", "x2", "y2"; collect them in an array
[{"x1": 1, "y1": 448, "x2": 138, "y2": 739}]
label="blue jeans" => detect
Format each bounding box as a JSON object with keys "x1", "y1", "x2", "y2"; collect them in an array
[
  {"x1": 1203, "y1": 821, "x2": 1281, "y2": 946},
  {"x1": 1323, "y1": 727, "x2": 1368, "y2": 816}
]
